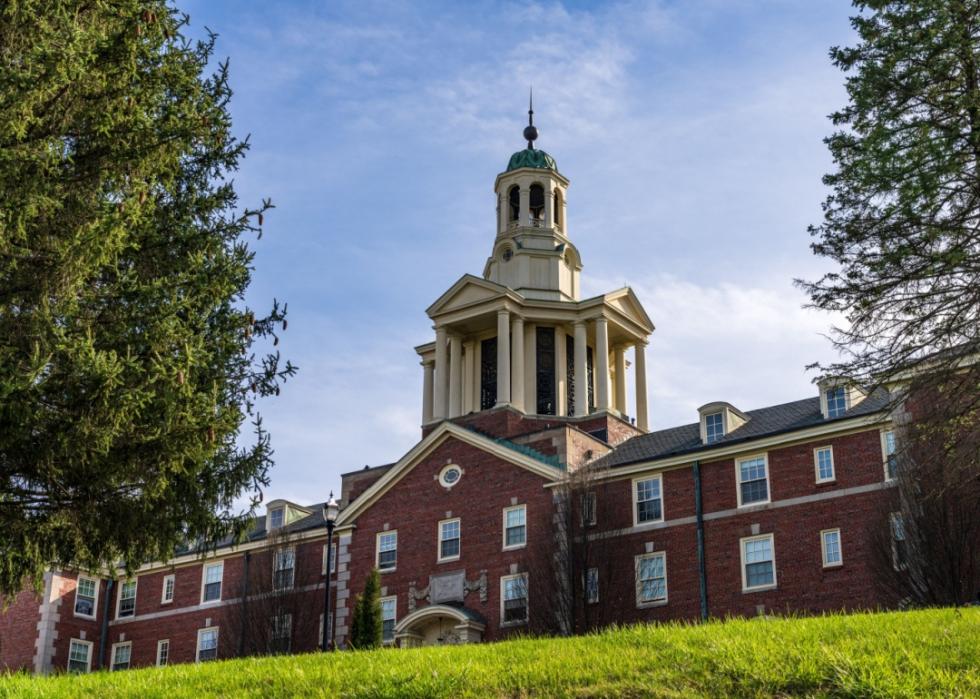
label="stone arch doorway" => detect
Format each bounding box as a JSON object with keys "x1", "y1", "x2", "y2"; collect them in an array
[{"x1": 393, "y1": 605, "x2": 486, "y2": 648}]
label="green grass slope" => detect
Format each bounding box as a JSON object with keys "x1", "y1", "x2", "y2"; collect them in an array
[{"x1": 2, "y1": 608, "x2": 979, "y2": 698}]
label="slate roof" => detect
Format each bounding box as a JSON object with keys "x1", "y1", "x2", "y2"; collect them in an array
[{"x1": 593, "y1": 389, "x2": 891, "y2": 471}]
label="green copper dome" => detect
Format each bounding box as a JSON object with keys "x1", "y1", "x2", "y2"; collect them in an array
[{"x1": 506, "y1": 148, "x2": 557, "y2": 172}]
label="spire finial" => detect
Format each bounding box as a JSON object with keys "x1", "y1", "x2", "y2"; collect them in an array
[{"x1": 523, "y1": 86, "x2": 538, "y2": 149}]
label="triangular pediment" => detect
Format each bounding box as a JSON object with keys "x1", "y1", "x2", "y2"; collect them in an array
[
  {"x1": 601, "y1": 287, "x2": 655, "y2": 332},
  {"x1": 426, "y1": 274, "x2": 521, "y2": 318},
  {"x1": 335, "y1": 422, "x2": 560, "y2": 527}
]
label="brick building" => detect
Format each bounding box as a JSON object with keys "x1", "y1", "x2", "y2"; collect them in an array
[{"x1": 0, "y1": 116, "x2": 903, "y2": 673}]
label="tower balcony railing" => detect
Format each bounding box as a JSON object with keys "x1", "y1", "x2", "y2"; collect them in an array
[{"x1": 509, "y1": 216, "x2": 550, "y2": 229}]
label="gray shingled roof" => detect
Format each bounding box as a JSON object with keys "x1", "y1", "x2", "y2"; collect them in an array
[{"x1": 593, "y1": 389, "x2": 891, "y2": 470}]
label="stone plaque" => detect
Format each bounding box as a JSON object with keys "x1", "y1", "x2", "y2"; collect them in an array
[{"x1": 429, "y1": 571, "x2": 465, "y2": 603}]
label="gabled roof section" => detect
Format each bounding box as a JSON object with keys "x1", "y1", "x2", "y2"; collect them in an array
[
  {"x1": 580, "y1": 287, "x2": 655, "y2": 333},
  {"x1": 336, "y1": 421, "x2": 563, "y2": 526},
  {"x1": 594, "y1": 388, "x2": 891, "y2": 470},
  {"x1": 425, "y1": 274, "x2": 522, "y2": 318}
]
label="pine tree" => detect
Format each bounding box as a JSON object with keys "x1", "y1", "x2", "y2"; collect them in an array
[
  {"x1": 802, "y1": 0, "x2": 980, "y2": 606},
  {"x1": 0, "y1": 2, "x2": 294, "y2": 594},
  {"x1": 800, "y1": 1, "x2": 980, "y2": 387},
  {"x1": 349, "y1": 569, "x2": 383, "y2": 649}
]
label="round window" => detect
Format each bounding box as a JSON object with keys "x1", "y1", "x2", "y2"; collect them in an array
[{"x1": 439, "y1": 465, "x2": 462, "y2": 488}]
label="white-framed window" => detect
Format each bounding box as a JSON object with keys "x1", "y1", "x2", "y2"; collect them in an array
[
  {"x1": 67, "y1": 639, "x2": 93, "y2": 673},
  {"x1": 110, "y1": 641, "x2": 132, "y2": 671},
  {"x1": 74, "y1": 575, "x2": 98, "y2": 618},
  {"x1": 273, "y1": 548, "x2": 295, "y2": 591},
  {"x1": 821, "y1": 528, "x2": 843, "y2": 567},
  {"x1": 503, "y1": 505, "x2": 527, "y2": 550},
  {"x1": 161, "y1": 574, "x2": 175, "y2": 604},
  {"x1": 585, "y1": 567, "x2": 599, "y2": 605},
  {"x1": 882, "y1": 430, "x2": 898, "y2": 481},
  {"x1": 269, "y1": 613, "x2": 292, "y2": 654},
  {"x1": 269, "y1": 506, "x2": 285, "y2": 530},
  {"x1": 201, "y1": 561, "x2": 223, "y2": 603},
  {"x1": 737, "y1": 454, "x2": 770, "y2": 506},
  {"x1": 580, "y1": 492, "x2": 597, "y2": 527},
  {"x1": 322, "y1": 542, "x2": 337, "y2": 575},
  {"x1": 381, "y1": 596, "x2": 397, "y2": 643},
  {"x1": 156, "y1": 639, "x2": 170, "y2": 667},
  {"x1": 500, "y1": 573, "x2": 528, "y2": 625},
  {"x1": 705, "y1": 411, "x2": 724, "y2": 443},
  {"x1": 116, "y1": 579, "x2": 137, "y2": 618},
  {"x1": 438, "y1": 518, "x2": 461, "y2": 562},
  {"x1": 196, "y1": 627, "x2": 219, "y2": 662},
  {"x1": 377, "y1": 531, "x2": 397, "y2": 571},
  {"x1": 890, "y1": 512, "x2": 907, "y2": 570},
  {"x1": 318, "y1": 612, "x2": 334, "y2": 647},
  {"x1": 826, "y1": 386, "x2": 847, "y2": 418},
  {"x1": 635, "y1": 552, "x2": 667, "y2": 606},
  {"x1": 633, "y1": 475, "x2": 663, "y2": 525},
  {"x1": 741, "y1": 534, "x2": 777, "y2": 591},
  {"x1": 814, "y1": 446, "x2": 835, "y2": 483},
  {"x1": 438, "y1": 464, "x2": 463, "y2": 489}
]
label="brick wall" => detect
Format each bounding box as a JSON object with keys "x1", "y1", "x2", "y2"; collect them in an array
[
  {"x1": 340, "y1": 435, "x2": 557, "y2": 644},
  {"x1": 0, "y1": 587, "x2": 42, "y2": 672}
]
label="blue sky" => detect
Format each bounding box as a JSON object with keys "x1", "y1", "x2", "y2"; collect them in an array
[{"x1": 180, "y1": 0, "x2": 857, "y2": 505}]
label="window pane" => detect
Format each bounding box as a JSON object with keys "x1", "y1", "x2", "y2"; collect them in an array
[
  {"x1": 827, "y1": 387, "x2": 847, "y2": 417},
  {"x1": 506, "y1": 508, "x2": 525, "y2": 528},
  {"x1": 204, "y1": 581, "x2": 221, "y2": 602},
  {"x1": 741, "y1": 479, "x2": 769, "y2": 504},
  {"x1": 705, "y1": 412, "x2": 724, "y2": 443},
  {"x1": 823, "y1": 531, "x2": 841, "y2": 564},
  {"x1": 746, "y1": 561, "x2": 774, "y2": 587},
  {"x1": 505, "y1": 524, "x2": 526, "y2": 546},
  {"x1": 817, "y1": 449, "x2": 834, "y2": 480}
]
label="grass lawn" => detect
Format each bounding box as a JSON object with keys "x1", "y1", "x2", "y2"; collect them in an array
[{"x1": 2, "y1": 608, "x2": 978, "y2": 698}]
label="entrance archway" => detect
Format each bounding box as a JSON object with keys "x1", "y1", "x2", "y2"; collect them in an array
[{"x1": 393, "y1": 605, "x2": 486, "y2": 648}]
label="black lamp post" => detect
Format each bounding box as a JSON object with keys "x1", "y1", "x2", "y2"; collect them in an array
[{"x1": 321, "y1": 493, "x2": 339, "y2": 651}]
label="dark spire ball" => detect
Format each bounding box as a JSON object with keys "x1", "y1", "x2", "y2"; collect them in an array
[{"x1": 524, "y1": 124, "x2": 538, "y2": 143}]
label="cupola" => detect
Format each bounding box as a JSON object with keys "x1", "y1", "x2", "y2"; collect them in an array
[{"x1": 485, "y1": 93, "x2": 580, "y2": 302}]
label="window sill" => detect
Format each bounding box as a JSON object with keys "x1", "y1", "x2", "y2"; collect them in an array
[
  {"x1": 502, "y1": 544, "x2": 526, "y2": 552},
  {"x1": 160, "y1": 600, "x2": 173, "y2": 606},
  {"x1": 822, "y1": 562, "x2": 843, "y2": 570},
  {"x1": 815, "y1": 479, "x2": 836, "y2": 486},
  {"x1": 742, "y1": 584, "x2": 777, "y2": 594},
  {"x1": 378, "y1": 567, "x2": 397, "y2": 574},
  {"x1": 437, "y1": 557, "x2": 460, "y2": 565},
  {"x1": 200, "y1": 598, "x2": 222, "y2": 606},
  {"x1": 636, "y1": 599, "x2": 668, "y2": 609},
  {"x1": 736, "y1": 500, "x2": 771, "y2": 510},
  {"x1": 74, "y1": 612, "x2": 96, "y2": 620},
  {"x1": 500, "y1": 620, "x2": 528, "y2": 628}
]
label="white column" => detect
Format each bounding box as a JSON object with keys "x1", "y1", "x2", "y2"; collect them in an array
[
  {"x1": 449, "y1": 335, "x2": 462, "y2": 417},
  {"x1": 595, "y1": 317, "x2": 611, "y2": 411},
  {"x1": 433, "y1": 327, "x2": 448, "y2": 419},
  {"x1": 422, "y1": 361, "x2": 434, "y2": 424},
  {"x1": 614, "y1": 347, "x2": 627, "y2": 415},
  {"x1": 573, "y1": 320, "x2": 588, "y2": 417},
  {"x1": 635, "y1": 342, "x2": 649, "y2": 431},
  {"x1": 462, "y1": 341, "x2": 475, "y2": 413},
  {"x1": 556, "y1": 330, "x2": 567, "y2": 416},
  {"x1": 496, "y1": 310, "x2": 511, "y2": 406},
  {"x1": 511, "y1": 316, "x2": 525, "y2": 412},
  {"x1": 519, "y1": 186, "x2": 529, "y2": 227}
]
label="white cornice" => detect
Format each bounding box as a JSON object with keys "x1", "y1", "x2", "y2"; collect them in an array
[
  {"x1": 335, "y1": 421, "x2": 561, "y2": 526},
  {"x1": 545, "y1": 412, "x2": 891, "y2": 487}
]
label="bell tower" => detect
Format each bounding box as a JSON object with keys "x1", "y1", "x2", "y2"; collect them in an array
[
  {"x1": 483, "y1": 94, "x2": 581, "y2": 302},
  {"x1": 417, "y1": 97, "x2": 654, "y2": 435}
]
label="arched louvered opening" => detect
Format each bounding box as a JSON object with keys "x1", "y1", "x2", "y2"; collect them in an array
[
  {"x1": 508, "y1": 185, "x2": 520, "y2": 222},
  {"x1": 529, "y1": 184, "x2": 544, "y2": 225},
  {"x1": 553, "y1": 189, "x2": 563, "y2": 230}
]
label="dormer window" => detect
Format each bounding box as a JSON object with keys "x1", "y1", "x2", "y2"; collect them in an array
[
  {"x1": 825, "y1": 386, "x2": 847, "y2": 418},
  {"x1": 705, "y1": 412, "x2": 724, "y2": 444},
  {"x1": 698, "y1": 402, "x2": 749, "y2": 446},
  {"x1": 818, "y1": 379, "x2": 867, "y2": 419},
  {"x1": 269, "y1": 507, "x2": 285, "y2": 530}
]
